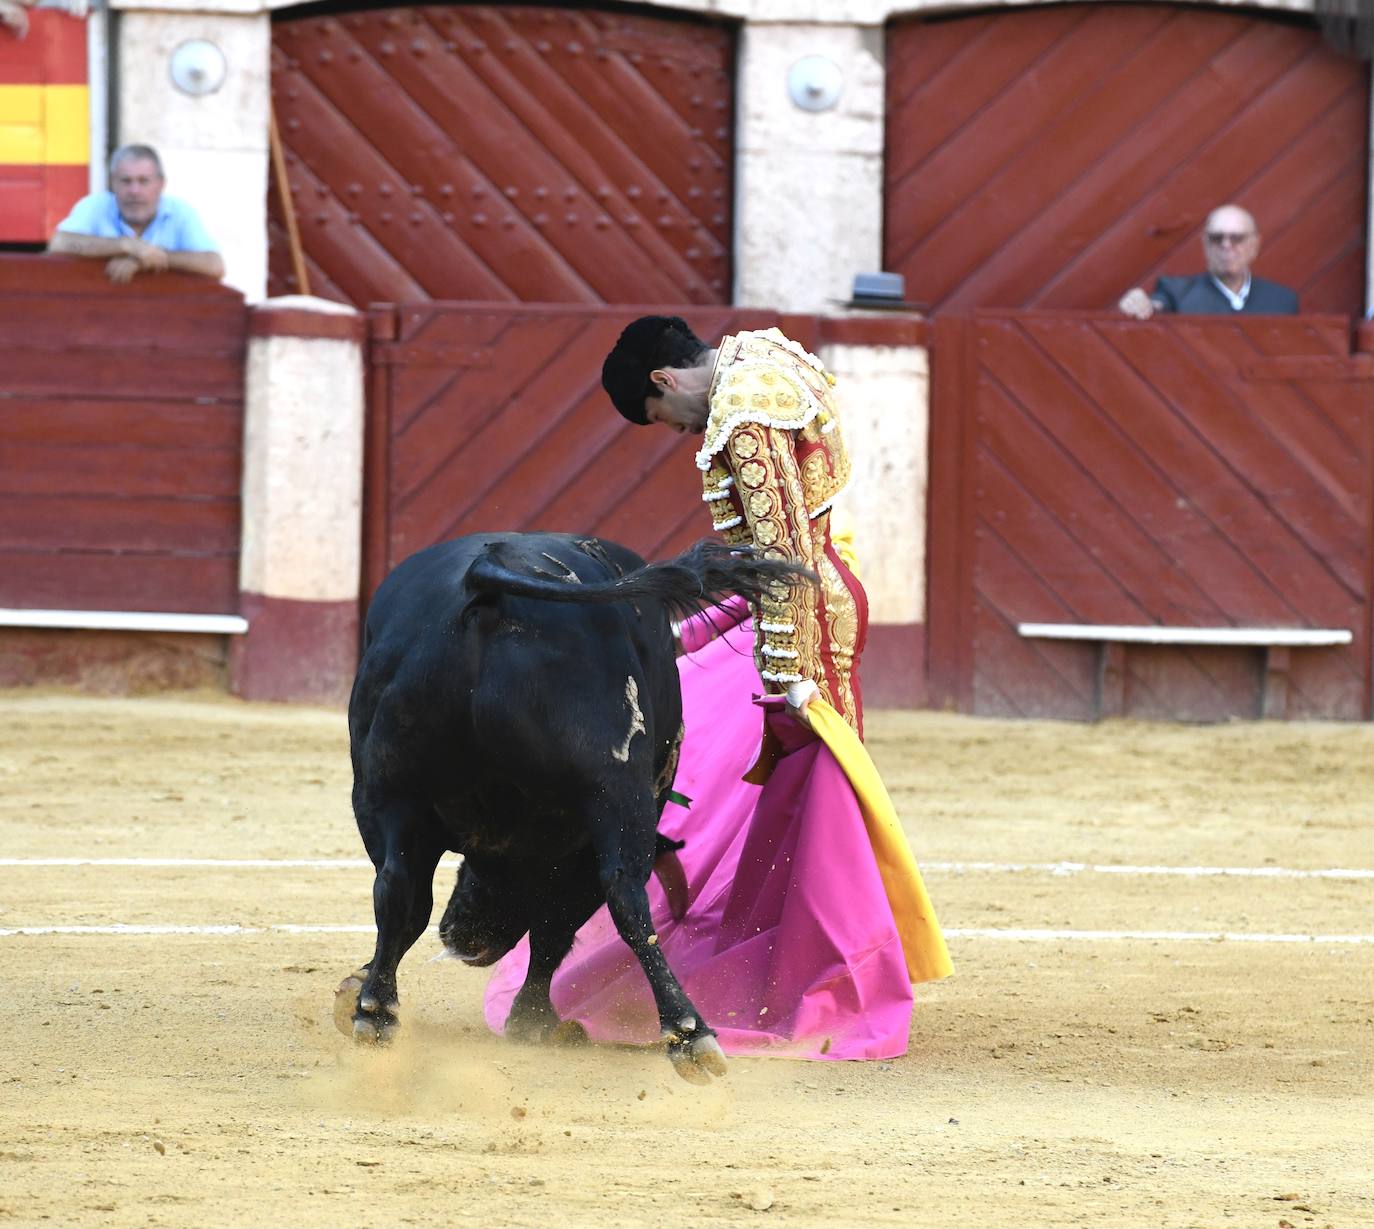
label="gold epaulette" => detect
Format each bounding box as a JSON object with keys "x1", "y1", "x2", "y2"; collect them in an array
[{"x1": 694, "y1": 360, "x2": 824, "y2": 471}]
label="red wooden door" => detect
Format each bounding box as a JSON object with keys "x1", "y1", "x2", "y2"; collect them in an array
[
  {"x1": 364, "y1": 304, "x2": 803, "y2": 596},
  {"x1": 887, "y1": 6, "x2": 1368, "y2": 314},
  {"x1": 927, "y1": 312, "x2": 1373, "y2": 721},
  {"x1": 270, "y1": 5, "x2": 734, "y2": 308}
]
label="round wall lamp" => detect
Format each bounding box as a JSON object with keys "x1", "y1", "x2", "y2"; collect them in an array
[
  {"x1": 170, "y1": 39, "x2": 228, "y2": 96},
  {"x1": 787, "y1": 55, "x2": 843, "y2": 112}
]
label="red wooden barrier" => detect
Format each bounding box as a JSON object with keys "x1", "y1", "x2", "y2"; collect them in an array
[
  {"x1": 0, "y1": 256, "x2": 247, "y2": 614},
  {"x1": 928, "y1": 311, "x2": 1373, "y2": 720},
  {"x1": 361, "y1": 302, "x2": 825, "y2": 597}
]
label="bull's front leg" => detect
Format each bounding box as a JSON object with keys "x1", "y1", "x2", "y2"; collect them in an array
[
  {"x1": 336, "y1": 795, "x2": 444, "y2": 1044},
  {"x1": 593, "y1": 793, "x2": 727, "y2": 1084}
]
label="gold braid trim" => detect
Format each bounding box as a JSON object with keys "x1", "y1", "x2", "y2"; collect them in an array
[{"x1": 725, "y1": 422, "x2": 823, "y2": 690}]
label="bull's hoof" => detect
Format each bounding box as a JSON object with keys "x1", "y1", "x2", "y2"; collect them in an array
[
  {"x1": 664, "y1": 1021, "x2": 728, "y2": 1084},
  {"x1": 332, "y1": 971, "x2": 368, "y2": 1038},
  {"x1": 549, "y1": 1019, "x2": 589, "y2": 1048},
  {"x1": 505, "y1": 1009, "x2": 557, "y2": 1045},
  {"x1": 333, "y1": 969, "x2": 398, "y2": 1044},
  {"x1": 351, "y1": 1013, "x2": 399, "y2": 1044}
]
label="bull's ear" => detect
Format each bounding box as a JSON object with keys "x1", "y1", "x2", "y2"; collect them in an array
[{"x1": 652, "y1": 848, "x2": 688, "y2": 921}]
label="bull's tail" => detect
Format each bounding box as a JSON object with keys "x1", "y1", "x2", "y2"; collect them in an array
[{"x1": 465, "y1": 539, "x2": 814, "y2": 622}]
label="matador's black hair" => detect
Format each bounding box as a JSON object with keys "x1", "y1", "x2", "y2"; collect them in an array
[{"x1": 601, "y1": 315, "x2": 710, "y2": 426}]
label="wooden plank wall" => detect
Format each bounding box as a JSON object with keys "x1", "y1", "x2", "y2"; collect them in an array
[
  {"x1": 270, "y1": 5, "x2": 735, "y2": 308},
  {"x1": 887, "y1": 5, "x2": 1369, "y2": 314},
  {"x1": 364, "y1": 303, "x2": 822, "y2": 596},
  {"x1": 928, "y1": 312, "x2": 1373, "y2": 721},
  {"x1": 0, "y1": 257, "x2": 247, "y2": 614}
]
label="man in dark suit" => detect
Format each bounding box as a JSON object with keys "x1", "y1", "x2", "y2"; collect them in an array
[{"x1": 1118, "y1": 204, "x2": 1298, "y2": 318}]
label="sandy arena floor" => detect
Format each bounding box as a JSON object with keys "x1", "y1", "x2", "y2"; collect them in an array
[{"x1": 1, "y1": 691, "x2": 1371, "y2": 1228}]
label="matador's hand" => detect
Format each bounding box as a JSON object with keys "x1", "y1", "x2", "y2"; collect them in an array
[{"x1": 784, "y1": 679, "x2": 818, "y2": 728}]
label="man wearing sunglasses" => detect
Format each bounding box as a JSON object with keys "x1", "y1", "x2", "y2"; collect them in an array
[{"x1": 1118, "y1": 204, "x2": 1297, "y2": 319}]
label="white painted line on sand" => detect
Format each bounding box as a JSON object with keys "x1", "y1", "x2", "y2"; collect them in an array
[
  {"x1": 944, "y1": 928, "x2": 1374, "y2": 944},
  {"x1": 0, "y1": 924, "x2": 378, "y2": 936},
  {"x1": 2, "y1": 924, "x2": 1372, "y2": 945},
  {"x1": 926, "y1": 861, "x2": 1374, "y2": 880},
  {"x1": 2, "y1": 857, "x2": 1371, "y2": 880},
  {"x1": 0, "y1": 858, "x2": 376, "y2": 869}
]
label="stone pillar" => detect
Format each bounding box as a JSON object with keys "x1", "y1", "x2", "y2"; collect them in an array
[
  {"x1": 821, "y1": 330, "x2": 930, "y2": 708},
  {"x1": 734, "y1": 22, "x2": 885, "y2": 311},
  {"x1": 115, "y1": 8, "x2": 269, "y2": 301},
  {"x1": 231, "y1": 297, "x2": 366, "y2": 705}
]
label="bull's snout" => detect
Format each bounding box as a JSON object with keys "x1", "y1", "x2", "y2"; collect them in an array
[{"x1": 438, "y1": 923, "x2": 501, "y2": 967}]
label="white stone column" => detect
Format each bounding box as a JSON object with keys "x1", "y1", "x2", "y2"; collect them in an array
[
  {"x1": 821, "y1": 340, "x2": 929, "y2": 626},
  {"x1": 733, "y1": 22, "x2": 885, "y2": 311},
  {"x1": 821, "y1": 333, "x2": 930, "y2": 707},
  {"x1": 115, "y1": 8, "x2": 269, "y2": 301},
  {"x1": 232, "y1": 296, "x2": 365, "y2": 704}
]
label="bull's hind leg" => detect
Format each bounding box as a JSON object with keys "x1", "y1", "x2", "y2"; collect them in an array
[
  {"x1": 592, "y1": 789, "x2": 727, "y2": 1084},
  {"x1": 338, "y1": 795, "x2": 444, "y2": 1043}
]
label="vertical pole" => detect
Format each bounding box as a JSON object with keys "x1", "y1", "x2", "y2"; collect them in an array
[{"x1": 268, "y1": 101, "x2": 310, "y2": 297}]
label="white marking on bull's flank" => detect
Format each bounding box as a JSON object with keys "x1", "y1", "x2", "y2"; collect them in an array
[
  {"x1": 611, "y1": 675, "x2": 646, "y2": 763},
  {"x1": 4, "y1": 925, "x2": 1374, "y2": 946}
]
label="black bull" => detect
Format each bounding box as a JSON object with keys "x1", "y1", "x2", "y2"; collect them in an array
[{"x1": 334, "y1": 532, "x2": 810, "y2": 1083}]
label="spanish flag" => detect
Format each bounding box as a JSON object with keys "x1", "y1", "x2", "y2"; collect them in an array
[{"x1": 0, "y1": 8, "x2": 88, "y2": 243}]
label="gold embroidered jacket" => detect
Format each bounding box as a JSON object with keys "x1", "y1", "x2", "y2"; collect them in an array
[{"x1": 695, "y1": 328, "x2": 863, "y2": 727}]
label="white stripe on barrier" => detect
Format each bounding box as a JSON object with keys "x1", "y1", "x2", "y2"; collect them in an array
[
  {"x1": 2, "y1": 923, "x2": 1372, "y2": 944},
  {"x1": 1, "y1": 857, "x2": 1371, "y2": 880}
]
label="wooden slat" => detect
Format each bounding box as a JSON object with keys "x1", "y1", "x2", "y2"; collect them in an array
[
  {"x1": 3, "y1": 350, "x2": 244, "y2": 401},
  {"x1": 0, "y1": 553, "x2": 238, "y2": 615},
  {"x1": 924, "y1": 314, "x2": 972, "y2": 710},
  {"x1": 0, "y1": 444, "x2": 240, "y2": 499},
  {"x1": 0, "y1": 399, "x2": 241, "y2": 450},
  {"x1": 0, "y1": 296, "x2": 246, "y2": 351},
  {"x1": 0, "y1": 495, "x2": 240, "y2": 554}
]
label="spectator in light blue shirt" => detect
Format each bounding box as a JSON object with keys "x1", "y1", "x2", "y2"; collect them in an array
[{"x1": 48, "y1": 144, "x2": 226, "y2": 283}]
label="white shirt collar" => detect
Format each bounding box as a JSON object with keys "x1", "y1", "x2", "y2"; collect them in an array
[{"x1": 1210, "y1": 273, "x2": 1251, "y2": 311}]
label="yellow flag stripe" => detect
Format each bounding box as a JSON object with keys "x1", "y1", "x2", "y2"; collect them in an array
[{"x1": 0, "y1": 85, "x2": 90, "y2": 166}]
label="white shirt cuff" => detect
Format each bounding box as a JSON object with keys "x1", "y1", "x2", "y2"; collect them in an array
[{"x1": 785, "y1": 679, "x2": 819, "y2": 709}]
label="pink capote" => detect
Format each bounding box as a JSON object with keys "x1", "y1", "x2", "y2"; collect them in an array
[{"x1": 482, "y1": 603, "x2": 914, "y2": 1060}]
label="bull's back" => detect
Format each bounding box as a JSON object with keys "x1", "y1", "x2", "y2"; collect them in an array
[{"x1": 351, "y1": 532, "x2": 670, "y2": 793}]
